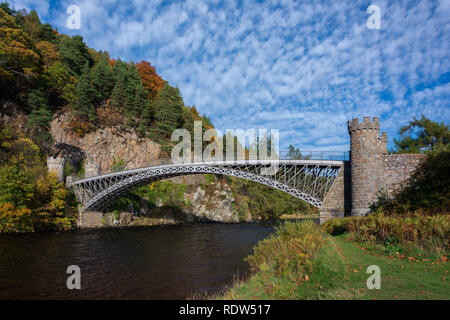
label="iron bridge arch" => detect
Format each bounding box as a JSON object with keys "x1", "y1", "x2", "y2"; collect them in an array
[{"x1": 71, "y1": 160, "x2": 344, "y2": 211}]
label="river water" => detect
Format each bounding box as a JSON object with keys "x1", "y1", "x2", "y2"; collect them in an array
[{"x1": 0, "y1": 221, "x2": 304, "y2": 299}]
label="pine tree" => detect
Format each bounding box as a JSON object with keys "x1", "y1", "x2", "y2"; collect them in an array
[
  {"x1": 393, "y1": 115, "x2": 449, "y2": 153},
  {"x1": 90, "y1": 56, "x2": 114, "y2": 104},
  {"x1": 26, "y1": 88, "x2": 52, "y2": 145},
  {"x1": 124, "y1": 64, "x2": 148, "y2": 121},
  {"x1": 28, "y1": 106, "x2": 53, "y2": 144},
  {"x1": 27, "y1": 88, "x2": 47, "y2": 111},
  {"x1": 58, "y1": 35, "x2": 93, "y2": 75},
  {"x1": 38, "y1": 23, "x2": 57, "y2": 43},
  {"x1": 110, "y1": 60, "x2": 128, "y2": 108},
  {"x1": 74, "y1": 63, "x2": 96, "y2": 122},
  {"x1": 150, "y1": 84, "x2": 185, "y2": 140}
]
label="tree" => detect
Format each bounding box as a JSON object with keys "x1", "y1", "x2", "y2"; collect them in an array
[
  {"x1": 90, "y1": 55, "x2": 114, "y2": 103},
  {"x1": 0, "y1": 2, "x2": 13, "y2": 15},
  {"x1": 27, "y1": 88, "x2": 47, "y2": 111},
  {"x1": 150, "y1": 84, "x2": 185, "y2": 141},
  {"x1": 8, "y1": 137, "x2": 41, "y2": 168},
  {"x1": 110, "y1": 60, "x2": 129, "y2": 108},
  {"x1": 136, "y1": 60, "x2": 165, "y2": 100},
  {"x1": 23, "y1": 10, "x2": 41, "y2": 42},
  {"x1": 0, "y1": 8, "x2": 39, "y2": 92},
  {"x1": 287, "y1": 145, "x2": 302, "y2": 159},
  {"x1": 393, "y1": 115, "x2": 449, "y2": 153},
  {"x1": 58, "y1": 35, "x2": 93, "y2": 75},
  {"x1": 110, "y1": 62, "x2": 150, "y2": 129},
  {"x1": 38, "y1": 23, "x2": 57, "y2": 43},
  {"x1": 124, "y1": 64, "x2": 149, "y2": 124},
  {"x1": 25, "y1": 88, "x2": 54, "y2": 145},
  {"x1": 36, "y1": 40, "x2": 59, "y2": 67},
  {"x1": 73, "y1": 63, "x2": 96, "y2": 122},
  {"x1": 43, "y1": 61, "x2": 76, "y2": 105},
  {"x1": 0, "y1": 164, "x2": 34, "y2": 207}
]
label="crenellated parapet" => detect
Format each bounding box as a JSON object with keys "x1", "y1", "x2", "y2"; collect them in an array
[{"x1": 347, "y1": 116, "x2": 380, "y2": 133}]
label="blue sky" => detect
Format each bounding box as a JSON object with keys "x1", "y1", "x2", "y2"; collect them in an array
[{"x1": 7, "y1": 0, "x2": 450, "y2": 151}]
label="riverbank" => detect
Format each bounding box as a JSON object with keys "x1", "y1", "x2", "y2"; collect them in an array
[
  {"x1": 279, "y1": 214, "x2": 319, "y2": 220},
  {"x1": 80, "y1": 207, "x2": 319, "y2": 230},
  {"x1": 221, "y1": 219, "x2": 449, "y2": 300}
]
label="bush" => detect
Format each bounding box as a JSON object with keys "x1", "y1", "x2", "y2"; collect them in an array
[
  {"x1": 322, "y1": 214, "x2": 449, "y2": 256},
  {"x1": 321, "y1": 217, "x2": 357, "y2": 235},
  {"x1": 246, "y1": 221, "x2": 327, "y2": 278}
]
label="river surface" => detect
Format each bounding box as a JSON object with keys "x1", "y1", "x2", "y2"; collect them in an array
[{"x1": 0, "y1": 221, "x2": 311, "y2": 299}]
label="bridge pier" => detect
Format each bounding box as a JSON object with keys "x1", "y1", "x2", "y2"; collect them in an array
[
  {"x1": 78, "y1": 210, "x2": 103, "y2": 228},
  {"x1": 319, "y1": 161, "x2": 351, "y2": 224}
]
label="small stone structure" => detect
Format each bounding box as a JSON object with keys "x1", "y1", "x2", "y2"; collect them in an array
[
  {"x1": 85, "y1": 161, "x2": 101, "y2": 178},
  {"x1": 47, "y1": 156, "x2": 65, "y2": 182}
]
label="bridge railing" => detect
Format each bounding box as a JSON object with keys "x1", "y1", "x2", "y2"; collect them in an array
[
  {"x1": 278, "y1": 151, "x2": 350, "y2": 161},
  {"x1": 136, "y1": 151, "x2": 349, "y2": 167}
]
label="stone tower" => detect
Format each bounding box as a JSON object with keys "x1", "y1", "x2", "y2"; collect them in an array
[
  {"x1": 47, "y1": 156, "x2": 65, "y2": 182},
  {"x1": 348, "y1": 117, "x2": 387, "y2": 216},
  {"x1": 85, "y1": 160, "x2": 101, "y2": 178}
]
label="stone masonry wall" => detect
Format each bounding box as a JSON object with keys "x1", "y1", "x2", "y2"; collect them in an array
[
  {"x1": 383, "y1": 153, "x2": 426, "y2": 194},
  {"x1": 319, "y1": 161, "x2": 351, "y2": 223}
]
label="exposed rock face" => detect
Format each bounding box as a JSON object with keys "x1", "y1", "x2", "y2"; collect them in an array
[
  {"x1": 183, "y1": 183, "x2": 240, "y2": 223},
  {"x1": 167, "y1": 175, "x2": 206, "y2": 185},
  {"x1": 50, "y1": 112, "x2": 161, "y2": 174}
]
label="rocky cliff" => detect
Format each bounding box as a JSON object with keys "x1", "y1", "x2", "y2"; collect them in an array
[{"x1": 50, "y1": 112, "x2": 161, "y2": 174}]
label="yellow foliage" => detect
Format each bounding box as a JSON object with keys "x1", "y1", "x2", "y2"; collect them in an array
[
  {"x1": 0, "y1": 202, "x2": 33, "y2": 232},
  {"x1": 0, "y1": 10, "x2": 40, "y2": 82},
  {"x1": 36, "y1": 40, "x2": 59, "y2": 67},
  {"x1": 9, "y1": 137, "x2": 41, "y2": 167}
]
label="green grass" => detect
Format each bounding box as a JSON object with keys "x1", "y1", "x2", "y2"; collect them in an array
[{"x1": 222, "y1": 234, "x2": 449, "y2": 300}]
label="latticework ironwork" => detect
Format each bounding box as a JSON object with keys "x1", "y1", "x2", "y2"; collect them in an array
[{"x1": 71, "y1": 160, "x2": 344, "y2": 211}]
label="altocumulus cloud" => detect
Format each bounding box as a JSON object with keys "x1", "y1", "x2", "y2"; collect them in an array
[{"x1": 8, "y1": 0, "x2": 450, "y2": 151}]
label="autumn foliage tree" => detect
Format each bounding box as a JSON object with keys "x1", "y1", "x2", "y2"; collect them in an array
[
  {"x1": 136, "y1": 60, "x2": 165, "y2": 100},
  {"x1": 0, "y1": 8, "x2": 39, "y2": 94}
]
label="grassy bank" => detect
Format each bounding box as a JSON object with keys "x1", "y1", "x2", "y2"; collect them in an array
[{"x1": 221, "y1": 220, "x2": 449, "y2": 300}]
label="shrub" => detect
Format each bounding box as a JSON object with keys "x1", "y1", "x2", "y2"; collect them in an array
[
  {"x1": 322, "y1": 214, "x2": 450, "y2": 256},
  {"x1": 246, "y1": 221, "x2": 327, "y2": 278},
  {"x1": 321, "y1": 217, "x2": 357, "y2": 235}
]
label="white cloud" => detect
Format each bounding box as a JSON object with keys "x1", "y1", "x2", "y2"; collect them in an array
[{"x1": 8, "y1": 0, "x2": 450, "y2": 151}]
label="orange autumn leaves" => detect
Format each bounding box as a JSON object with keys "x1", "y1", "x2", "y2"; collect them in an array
[{"x1": 136, "y1": 61, "x2": 166, "y2": 101}]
